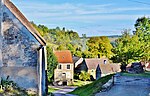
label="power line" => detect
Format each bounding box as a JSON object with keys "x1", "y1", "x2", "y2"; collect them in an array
[{"x1": 127, "y1": 0, "x2": 150, "y2": 6}]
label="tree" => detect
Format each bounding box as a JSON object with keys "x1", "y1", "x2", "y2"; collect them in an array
[
  {"x1": 79, "y1": 71, "x2": 90, "y2": 81},
  {"x1": 111, "y1": 29, "x2": 139, "y2": 64},
  {"x1": 87, "y1": 36, "x2": 113, "y2": 58},
  {"x1": 47, "y1": 46, "x2": 58, "y2": 83},
  {"x1": 112, "y1": 17, "x2": 150, "y2": 64},
  {"x1": 134, "y1": 17, "x2": 150, "y2": 61}
]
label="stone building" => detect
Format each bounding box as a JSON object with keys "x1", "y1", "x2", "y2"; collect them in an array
[
  {"x1": 0, "y1": 0, "x2": 47, "y2": 95},
  {"x1": 54, "y1": 50, "x2": 74, "y2": 85},
  {"x1": 75, "y1": 58, "x2": 121, "y2": 80}
]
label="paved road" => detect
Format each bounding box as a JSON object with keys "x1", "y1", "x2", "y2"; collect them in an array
[
  {"x1": 96, "y1": 76, "x2": 150, "y2": 96},
  {"x1": 51, "y1": 86, "x2": 77, "y2": 96}
]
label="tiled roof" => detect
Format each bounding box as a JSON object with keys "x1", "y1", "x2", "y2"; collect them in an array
[
  {"x1": 4, "y1": 0, "x2": 46, "y2": 46},
  {"x1": 85, "y1": 58, "x2": 100, "y2": 70},
  {"x1": 54, "y1": 50, "x2": 73, "y2": 63},
  {"x1": 99, "y1": 64, "x2": 113, "y2": 74},
  {"x1": 109, "y1": 63, "x2": 121, "y2": 72}
]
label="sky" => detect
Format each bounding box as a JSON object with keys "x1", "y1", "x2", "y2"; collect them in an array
[{"x1": 11, "y1": 0, "x2": 150, "y2": 37}]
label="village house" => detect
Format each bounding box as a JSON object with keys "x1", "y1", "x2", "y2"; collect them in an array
[
  {"x1": 74, "y1": 57, "x2": 120, "y2": 80},
  {"x1": 0, "y1": 0, "x2": 47, "y2": 95},
  {"x1": 54, "y1": 50, "x2": 74, "y2": 85}
]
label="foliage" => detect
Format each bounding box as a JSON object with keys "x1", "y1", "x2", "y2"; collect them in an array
[
  {"x1": 47, "y1": 46, "x2": 58, "y2": 83},
  {"x1": 69, "y1": 79, "x2": 92, "y2": 87},
  {"x1": 0, "y1": 76, "x2": 29, "y2": 95},
  {"x1": 79, "y1": 71, "x2": 91, "y2": 81},
  {"x1": 134, "y1": 17, "x2": 150, "y2": 61},
  {"x1": 112, "y1": 17, "x2": 150, "y2": 64},
  {"x1": 31, "y1": 22, "x2": 83, "y2": 56},
  {"x1": 69, "y1": 74, "x2": 114, "y2": 96},
  {"x1": 86, "y1": 36, "x2": 113, "y2": 58}
]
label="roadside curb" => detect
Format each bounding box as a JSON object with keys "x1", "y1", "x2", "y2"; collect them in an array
[{"x1": 101, "y1": 76, "x2": 114, "y2": 92}]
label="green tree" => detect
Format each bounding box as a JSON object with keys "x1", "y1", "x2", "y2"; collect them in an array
[
  {"x1": 134, "y1": 17, "x2": 150, "y2": 61},
  {"x1": 47, "y1": 46, "x2": 58, "y2": 83},
  {"x1": 111, "y1": 29, "x2": 135, "y2": 64},
  {"x1": 112, "y1": 17, "x2": 150, "y2": 64},
  {"x1": 87, "y1": 36, "x2": 113, "y2": 58}
]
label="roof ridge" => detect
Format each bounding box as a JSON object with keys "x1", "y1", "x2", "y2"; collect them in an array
[{"x1": 4, "y1": 0, "x2": 46, "y2": 46}]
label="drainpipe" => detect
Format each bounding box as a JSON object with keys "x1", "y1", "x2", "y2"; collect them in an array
[{"x1": 38, "y1": 45, "x2": 47, "y2": 96}]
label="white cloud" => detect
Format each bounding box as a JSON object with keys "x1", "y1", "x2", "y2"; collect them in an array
[{"x1": 11, "y1": 0, "x2": 150, "y2": 36}]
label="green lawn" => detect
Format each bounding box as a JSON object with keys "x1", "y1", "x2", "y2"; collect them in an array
[
  {"x1": 48, "y1": 86, "x2": 59, "y2": 94},
  {"x1": 69, "y1": 74, "x2": 114, "y2": 96},
  {"x1": 121, "y1": 71, "x2": 150, "y2": 78}
]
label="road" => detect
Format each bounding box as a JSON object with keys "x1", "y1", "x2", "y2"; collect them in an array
[
  {"x1": 51, "y1": 86, "x2": 77, "y2": 96},
  {"x1": 96, "y1": 76, "x2": 150, "y2": 96}
]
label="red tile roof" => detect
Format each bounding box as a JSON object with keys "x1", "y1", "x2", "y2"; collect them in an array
[{"x1": 54, "y1": 50, "x2": 73, "y2": 63}]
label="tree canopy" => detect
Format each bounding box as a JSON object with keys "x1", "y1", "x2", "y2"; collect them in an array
[{"x1": 112, "y1": 17, "x2": 150, "y2": 64}]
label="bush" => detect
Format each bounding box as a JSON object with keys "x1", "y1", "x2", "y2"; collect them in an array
[
  {"x1": 0, "y1": 76, "x2": 29, "y2": 95},
  {"x1": 79, "y1": 71, "x2": 90, "y2": 81}
]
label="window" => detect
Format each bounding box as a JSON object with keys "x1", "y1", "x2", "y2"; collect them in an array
[
  {"x1": 67, "y1": 65, "x2": 70, "y2": 69},
  {"x1": 104, "y1": 60, "x2": 107, "y2": 64},
  {"x1": 58, "y1": 64, "x2": 61, "y2": 69}
]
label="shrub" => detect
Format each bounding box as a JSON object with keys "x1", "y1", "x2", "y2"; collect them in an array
[
  {"x1": 0, "y1": 76, "x2": 29, "y2": 95},
  {"x1": 79, "y1": 71, "x2": 90, "y2": 81}
]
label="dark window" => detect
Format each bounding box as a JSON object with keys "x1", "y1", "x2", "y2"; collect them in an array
[
  {"x1": 67, "y1": 65, "x2": 70, "y2": 69},
  {"x1": 104, "y1": 60, "x2": 106, "y2": 64},
  {"x1": 58, "y1": 64, "x2": 61, "y2": 69}
]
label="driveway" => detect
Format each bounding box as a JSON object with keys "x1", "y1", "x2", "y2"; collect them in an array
[{"x1": 96, "y1": 76, "x2": 150, "y2": 96}]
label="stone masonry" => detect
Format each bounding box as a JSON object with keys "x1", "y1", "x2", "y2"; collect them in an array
[{"x1": 0, "y1": 0, "x2": 47, "y2": 95}]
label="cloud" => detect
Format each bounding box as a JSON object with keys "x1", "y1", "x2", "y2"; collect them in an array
[
  {"x1": 11, "y1": 0, "x2": 150, "y2": 36},
  {"x1": 13, "y1": 1, "x2": 150, "y2": 21}
]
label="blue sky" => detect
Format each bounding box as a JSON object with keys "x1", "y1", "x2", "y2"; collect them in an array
[{"x1": 12, "y1": 0, "x2": 150, "y2": 37}]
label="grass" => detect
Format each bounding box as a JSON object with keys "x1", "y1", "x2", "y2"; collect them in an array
[
  {"x1": 48, "y1": 86, "x2": 59, "y2": 94},
  {"x1": 121, "y1": 71, "x2": 150, "y2": 78},
  {"x1": 69, "y1": 74, "x2": 114, "y2": 96},
  {"x1": 69, "y1": 80, "x2": 92, "y2": 87}
]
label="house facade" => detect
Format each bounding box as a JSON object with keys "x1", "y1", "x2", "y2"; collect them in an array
[
  {"x1": 54, "y1": 50, "x2": 74, "y2": 85},
  {"x1": 0, "y1": 0, "x2": 47, "y2": 95}
]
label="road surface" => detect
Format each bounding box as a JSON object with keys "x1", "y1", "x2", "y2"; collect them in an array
[{"x1": 96, "y1": 76, "x2": 150, "y2": 96}]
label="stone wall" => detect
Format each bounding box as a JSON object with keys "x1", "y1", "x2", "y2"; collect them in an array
[
  {"x1": 0, "y1": 0, "x2": 3, "y2": 66},
  {"x1": 2, "y1": 5, "x2": 39, "y2": 67},
  {"x1": 0, "y1": 3, "x2": 41, "y2": 93},
  {"x1": 54, "y1": 63, "x2": 74, "y2": 84}
]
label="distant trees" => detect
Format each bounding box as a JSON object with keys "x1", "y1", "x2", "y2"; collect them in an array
[
  {"x1": 31, "y1": 16, "x2": 150, "y2": 66},
  {"x1": 31, "y1": 22, "x2": 82, "y2": 56},
  {"x1": 112, "y1": 17, "x2": 150, "y2": 64},
  {"x1": 86, "y1": 36, "x2": 113, "y2": 58}
]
